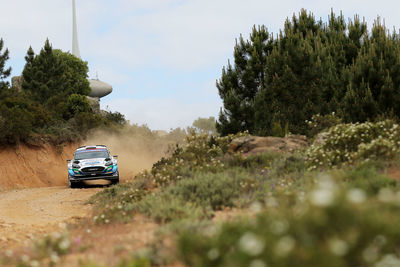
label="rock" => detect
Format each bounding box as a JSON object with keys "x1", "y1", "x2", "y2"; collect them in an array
[{"x1": 228, "y1": 135, "x2": 308, "y2": 156}]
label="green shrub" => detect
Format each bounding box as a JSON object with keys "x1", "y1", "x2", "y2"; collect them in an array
[
  {"x1": 225, "y1": 152, "x2": 279, "y2": 170},
  {"x1": 88, "y1": 178, "x2": 150, "y2": 224},
  {"x1": 306, "y1": 120, "x2": 400, "y2": 169},
  {"x1": 177, "y1": 177, "x2": 400, "y2": 267},
  {"x1": 167, "y1": 170, "x2": 255, "y2": 210},
  {"x1": 134, "y1": 195, "x2": 207, "y2": 223},
  {"x1": 339, "y1": 163, "x2": 398, "y2": 195},
  {"x1": 306, "y1": 113, "x2": 342, "y2": 138},
  {"x1": 66, "y1": 93, "x2": 91, "y2": 117},
  {"x1": 151, "y1": 132, "x2": 247, "y2": 186},
  {"x1": 33, "y1": 232, "x2": 71, "y2": 262},
  {"x1": 133, "y1": 169, "x2": 256, "y2": 223}
]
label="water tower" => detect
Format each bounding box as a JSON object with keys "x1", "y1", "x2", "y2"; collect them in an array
[{"x1": 72, "y1": 0, "x2": 112, "y2": 100}]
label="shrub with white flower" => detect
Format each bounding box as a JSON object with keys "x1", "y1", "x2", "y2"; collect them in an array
[
  {"x1": 177, "y1": 179, "x2": 400, "y2": 267},
  {"x1": 306, "y1": 120, "x2": 400, "y2": 169}
]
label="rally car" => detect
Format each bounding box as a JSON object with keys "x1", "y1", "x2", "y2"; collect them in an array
[{"x1": 67, "y1": 145, "x2": 119, "y2": 188}]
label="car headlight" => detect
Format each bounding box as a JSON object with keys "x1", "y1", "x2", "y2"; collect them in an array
[
  {"x1": 105, "y1": 161, "x2": 113, "y2": 166},
  {"x1": 72, "y1": 163, "x2": 80, "y2": 169}
]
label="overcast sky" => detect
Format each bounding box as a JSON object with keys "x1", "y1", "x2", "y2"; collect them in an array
[{"x1": 1, "y1": 0, "x2": 400, "y2": 130}]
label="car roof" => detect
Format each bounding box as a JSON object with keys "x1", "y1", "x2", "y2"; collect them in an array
[{"x1": 75, "y1": 145, "x2": 108, "y2": 152}]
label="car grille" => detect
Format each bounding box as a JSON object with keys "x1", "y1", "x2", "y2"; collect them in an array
[{"x1": 82, "y1": 166, "x2": 105, "y2": 174}]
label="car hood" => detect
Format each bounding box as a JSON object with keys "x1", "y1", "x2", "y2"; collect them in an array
[{"x1": 77, "y1": 158, "x2": 107, "y2": 167}]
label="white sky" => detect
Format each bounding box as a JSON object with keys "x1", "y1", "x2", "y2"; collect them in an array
[{"x1": 1, "y1": 0, "x2": 400, "y2": 130}]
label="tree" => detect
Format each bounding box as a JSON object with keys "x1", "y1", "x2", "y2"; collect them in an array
[
  {"x1": 67, "y1": 94, "x2": 91, "y2": 117},
  {"x1": 217, "y1": 26, "x2": 273, "y2": 135},
  {"x1": 192, "y1": 117, "x2": 217, "y2": 135},
  {"x1": 0, "y1": 38, "x2": 11, "y2": 90},
  {"x1": 217, "y1": 10, "x2": 400, "y2": 136},
  {"x1": 22, "y1": 39, "x2": 90, "y2": 105}
]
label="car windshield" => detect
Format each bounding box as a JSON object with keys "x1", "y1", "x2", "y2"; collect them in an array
[{"x1": 74, "y1": 151, "x2": 109, "y2": 160}]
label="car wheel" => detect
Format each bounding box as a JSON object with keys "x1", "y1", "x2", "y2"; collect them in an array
[
  {"x1": 110, "y1": 172, "x2": 119, "y2": 185},
  {"x1": 69, "y1": 177, "x2": 80, "y2": 189}
]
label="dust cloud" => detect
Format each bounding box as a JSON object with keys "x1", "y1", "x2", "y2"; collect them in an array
[{"x1": 83, "y1": 127, "x2": 186, "y2": 181}]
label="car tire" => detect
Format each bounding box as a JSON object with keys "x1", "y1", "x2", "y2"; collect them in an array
[
  {"x1": 110, "y1": 172, "x2": 119, "y2": 185},
  {"x1": 110, "y1": 178, "x2": 119, "y2": 185},
  {"x1": 68, "y1": 177, "x2": 80, "y2": 189}
]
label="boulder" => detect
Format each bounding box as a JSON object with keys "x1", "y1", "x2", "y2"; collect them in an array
[{"x1": 228, "y1": 135, "x2": 308, "y2": 155}]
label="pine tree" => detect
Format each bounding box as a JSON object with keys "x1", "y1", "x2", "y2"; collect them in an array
[
  {"x1": 216, "y1": 26, "x2": 273, "y2": 135},
  {"x1": 0, "y1": 39, "x2": 11, "y2": 90},
  {"x1": 217, "y1": 10, "x2": 400, "y2": 136},
  {"x1": 22, "y1": 39, "x2": 90, "y2": 106}
]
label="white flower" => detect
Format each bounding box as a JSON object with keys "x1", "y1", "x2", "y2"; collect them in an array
[
  {"x1": 207, "y1": 248, "x2": 219, "y2": 260},
  {"x1": 238, "y1": 232, "x2": 265, "y2": 256},
  {"x1": 310, "y1": 188, "x2": 335, "y2": 207},
  {"x1": 328, "y1": 238, "x2": 349, "y2": 256},
  {"x1": 374, "y1": 254, "x2": 400, "y2": 267},
  {"x1": 275, "y1": 235, "x2": 295, "y2": 257},
  {"x1": 378, "y1": 188, "x2": 394, "y2": 203},
  {"x1": 50, "y1": 254, "x2": 60, "y2": 263},
  {"x1": 347, "y1": 188, "x2": 366, "y2": 204},
  {"x1": 59, "y1": 239, "x2": 70, "y2": 250}
]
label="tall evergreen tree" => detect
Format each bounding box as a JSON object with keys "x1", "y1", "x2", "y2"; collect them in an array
[
  {"x1": 22, "y1": 39, "x2": 90, "y2": 104},
  {"x1": 216, "y1": 26, "x2": 273, "y2": 135},
  {"x1": 217, "y1": 9, "x2": 400, "y2": 136},
  {"x1": 0, "y1": 38, "x2": 11, "y2": 90}
]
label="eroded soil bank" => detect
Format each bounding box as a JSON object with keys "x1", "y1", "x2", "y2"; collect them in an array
[{"x1": 0, "y1": 143, "x2": 77, "y2": 189}]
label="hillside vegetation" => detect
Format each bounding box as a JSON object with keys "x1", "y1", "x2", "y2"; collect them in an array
[
  {"x1": 0, "y1": 39, "x2": 125, "y2": 145},
  {"x1": 6, "y1": 120, "x2": 396, "y2": 266}
]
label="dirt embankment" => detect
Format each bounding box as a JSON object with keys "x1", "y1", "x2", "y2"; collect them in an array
[
  {"x1": 0, "y1": 143, "x2": 78, "y2": 190},
  {"x1": 0, "y1": 133, "x2": 165, "y2": 190}
]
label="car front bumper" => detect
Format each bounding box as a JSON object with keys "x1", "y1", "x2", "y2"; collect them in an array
[{"x1": 69, "y1": 172, "x2": 119, "y2": 181}]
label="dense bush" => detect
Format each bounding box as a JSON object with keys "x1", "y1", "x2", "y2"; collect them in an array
[
  {"x1": 151, "y1": 132, "x2": 247, "y2": 186},
  {"x1": 306, "y1": 120, "x2": 400, "y2": 169},
  {"x1": 341, "y1": 162, "x2": 398, "y2": 194},
  {"x1": 306, "y1": 113, "x2": 342, "y2": 138}
]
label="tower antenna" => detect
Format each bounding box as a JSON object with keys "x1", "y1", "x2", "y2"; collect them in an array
[{"x1": 72, "y1": 0, "x2": 81, "y2": 58}]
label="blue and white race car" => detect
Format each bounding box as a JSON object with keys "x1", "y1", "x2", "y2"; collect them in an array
[{"x1": 67, "y1": 145, "x2": 119, "y2": 188}]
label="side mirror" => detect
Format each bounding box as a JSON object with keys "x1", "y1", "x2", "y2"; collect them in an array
[
  {"x1": 113, "y1": 155, "x2": 118, "y2": 158},
  {"x1": 73, "y1": 160, "x2": 80, "y2": 164},
  {"x1": 105, "y1": 157, "x2": 111, "y2": 161},
  {"x1": 66, "y1": 159, "x2": 71, "y2": 163}
]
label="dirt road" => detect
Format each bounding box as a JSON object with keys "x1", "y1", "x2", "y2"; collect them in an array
[{"x1": 0, "y1": 186, "x2": 102, "y2": 249}]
